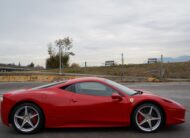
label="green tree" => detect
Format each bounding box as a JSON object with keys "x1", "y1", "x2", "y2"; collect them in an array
[
  {"x1": 46, "y1": 37, "x2": 74, "y2": 69},
  {"x1": 27, "y1": 62, "x2": 34, "y2": 68},
  {"x1": 47, "y1": 43, "x2": 55, "y2": 57},
  {"x1": 46, "y1": 55, "x2": 69, "y2": 69},
  {"x1": 55, "y1": 37, "x2": 74, "y2": 56}
]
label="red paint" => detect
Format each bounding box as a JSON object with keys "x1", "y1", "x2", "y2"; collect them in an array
[{"x1": 0, "y1": 77, "x2": 186, "y2": 129}]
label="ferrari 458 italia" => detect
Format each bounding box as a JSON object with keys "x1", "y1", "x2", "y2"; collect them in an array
[{"x1": 0, "y1": 77, "x2": 186, "y2": 134}]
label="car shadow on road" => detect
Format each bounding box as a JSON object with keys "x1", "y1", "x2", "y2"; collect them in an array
[
  {"x1": 3, "y1": 124, "x2": 185, "y2": 138},
  {"x1": 45, "y1": 127, "x2": 132, "y2": 133},
  {"x1": 42, "y1": 125, "x2": 185, "y2": 134}
]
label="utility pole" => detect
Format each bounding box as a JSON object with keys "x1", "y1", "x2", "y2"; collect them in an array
[
  {"x1": 160, "y1": 54, "x2": 163, "y2": 79},
  {"x1": 59, "y1": 46, "x2": 62, "y2": 75},
  {"x1": 122, "y1": 53, "x2": 124, "y2": 65},
  {"x1": 121, "y1": 53, "x2": 124, "y2": 82}
]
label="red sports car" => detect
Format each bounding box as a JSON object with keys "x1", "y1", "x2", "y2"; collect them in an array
[{"x1": 0, "y1": 77, "x2": 186, "y2": 134}]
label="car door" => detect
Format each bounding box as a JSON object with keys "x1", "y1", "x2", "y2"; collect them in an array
[
  {"x1": 43, "y1": 87, "x2": 74, "y2": 127},
  {"x1": 66, "y1": 81, "x2": 131, "y2": 126}
]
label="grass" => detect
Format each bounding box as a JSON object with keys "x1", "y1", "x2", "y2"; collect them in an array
[{"x1": 46, "y1": 61, "x2": 190, "y2": 79}]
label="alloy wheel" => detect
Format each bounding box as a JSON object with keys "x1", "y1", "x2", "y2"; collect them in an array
[
  {"x1": 135, "y1": 105, "x2": 162, "y2": 132},
  {"x1": 14, "y1": 105, "x2": 40, "y2": 133}
]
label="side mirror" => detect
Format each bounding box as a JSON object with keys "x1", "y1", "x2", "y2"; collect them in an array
[{"x1": 111, "y1": 93, "x2": 122, "y2": 101}]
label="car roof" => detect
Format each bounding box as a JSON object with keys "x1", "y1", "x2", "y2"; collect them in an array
[
  {"x1": 66, "y1": 77, "x2": 106, "y2": 83},
  {"x1": 49, "y1": 77, "x2": 106, "y2": 88}
]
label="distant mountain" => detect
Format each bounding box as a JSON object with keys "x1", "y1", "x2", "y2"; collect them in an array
[{"x1": 162, "y1": 56, "x2": 190, "y2": 63}]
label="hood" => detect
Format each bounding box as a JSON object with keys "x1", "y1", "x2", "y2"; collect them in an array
[{"x1": 131, "y1": 89, "x2": 162, "y2": 100}]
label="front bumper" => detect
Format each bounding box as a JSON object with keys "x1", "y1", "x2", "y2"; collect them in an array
[{"x1": 165, "y1": 107, "x2": 186, "y2": 126}]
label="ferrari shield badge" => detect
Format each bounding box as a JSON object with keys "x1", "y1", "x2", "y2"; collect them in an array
[{"x1": 130, "y1": 98, "x2": 134, "y2": 103}]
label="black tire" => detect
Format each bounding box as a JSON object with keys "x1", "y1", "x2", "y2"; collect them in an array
[
  {"x1": 10, "y1": 103, "x2": 44, "y2": 134},
  {"x1": 131, "y1": 103, "x2": 164, "y2": 133}
]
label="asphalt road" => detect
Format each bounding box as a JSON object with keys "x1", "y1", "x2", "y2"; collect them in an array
[{"x1": 0, "y1": 82, "x2": 190, "y2": 138}]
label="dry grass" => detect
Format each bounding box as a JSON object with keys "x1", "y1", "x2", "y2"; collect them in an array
[{"x1": 46, "y1": 61, "x2": 190, "y2": 78}]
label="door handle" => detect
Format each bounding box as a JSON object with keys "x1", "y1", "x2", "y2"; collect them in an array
[{"x1": 72, "y1": 99, "x2": 77, "y2": 103}]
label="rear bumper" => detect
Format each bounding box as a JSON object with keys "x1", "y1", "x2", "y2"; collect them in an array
[{"x1": 1, "y1": 98, "x2": 13, "y2": 127}]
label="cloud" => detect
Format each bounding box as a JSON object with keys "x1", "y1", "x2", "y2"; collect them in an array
[{"x1": 0, "y1": 0, "x2": 190, "y2": 66}]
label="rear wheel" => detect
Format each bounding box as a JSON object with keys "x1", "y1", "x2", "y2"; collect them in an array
[
  {"x1": 132, "y1": 103, "x2": 164, "y2": 132},
  {"x1": 11, "y1": 103, "x2": 44, "y2": 134}
]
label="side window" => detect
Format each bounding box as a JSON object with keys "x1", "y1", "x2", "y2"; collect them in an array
[
  {"x1": 61, "y1": 84, "x2": 76, "y2": 93},
  {"x1": 75, "y1": 82, "x2": 117, "y2": 96}
]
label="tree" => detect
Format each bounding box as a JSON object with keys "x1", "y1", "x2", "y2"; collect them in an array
[
  {"x1": 55, "y1": 37, "x2": 74, "y2": 56},
  {"x1": 27, "y1": 62, "x2": 34, "y2": 68},
  {"x1": 55, "y1": 37, "x2": 74, "y2": 73},
  {"x1": 46, "y1": 37, "x2": 74, "y2": 69},
  {"x1": 47, "y1": 43, "x2": 55, "y2": 57},
  {"x1": 70, "y1": 63, "x2": 80, "y2": 68},
  {"x1": 46, "y1": 55, "x2": 70, "y2": 69}
]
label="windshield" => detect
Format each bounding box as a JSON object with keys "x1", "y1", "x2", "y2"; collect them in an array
[
  {"x1": 105, "y1": 79, "x2": 138, "y2": 96},
  {"x1": 31, "y1": 81, "x2": 66, "y2": 90}
]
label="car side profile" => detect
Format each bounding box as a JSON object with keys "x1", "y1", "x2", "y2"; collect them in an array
[{"x1": 0, "y1": 77, "x2": 186, "y2": 134}]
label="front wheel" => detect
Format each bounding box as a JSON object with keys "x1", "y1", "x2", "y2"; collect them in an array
[
  {"x1": 132, "y1": 103, "x2": 164, "y2": 132},
  {"x1": 11, "y1": 103, "x2": 44, "y2": 134}
]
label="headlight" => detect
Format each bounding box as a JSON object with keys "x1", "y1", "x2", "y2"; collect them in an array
[
  {"x1": 161, "y1": 98, "x2": 174, "y2": 103},
  {"x1": 161, "y1": 97, "x2": 183, "y2": 107},
  {"x1": 0, "y1": 96, "x2": 3, "y2": 102}
]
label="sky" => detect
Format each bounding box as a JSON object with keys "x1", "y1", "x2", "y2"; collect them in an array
[{"x1": 0, "y1": 0, "x2": 190, "y2": 67}]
